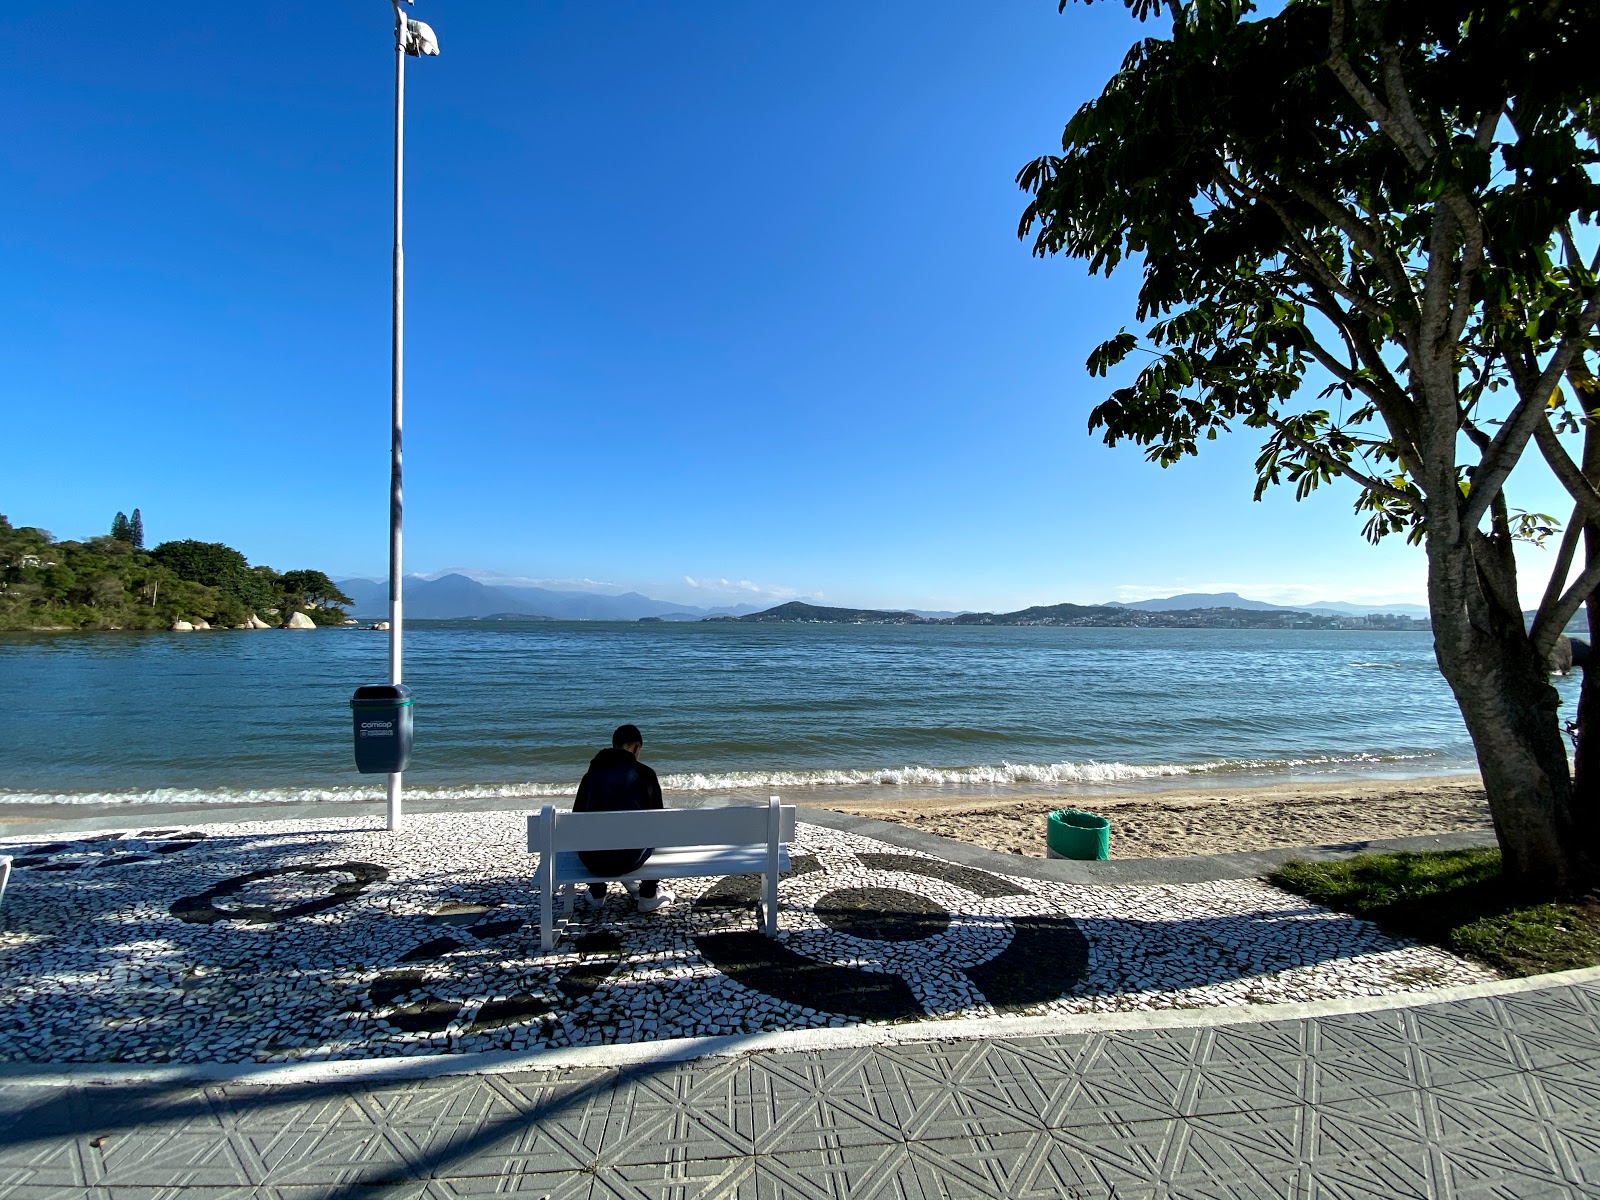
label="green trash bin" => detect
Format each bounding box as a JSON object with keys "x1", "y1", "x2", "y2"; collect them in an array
[
  {"x1": 351, "y1": 684, "x2": 414, "y2": 774},
  {"x1": 1047, "y1": 809, "x2": 1110, "y2": 860}
]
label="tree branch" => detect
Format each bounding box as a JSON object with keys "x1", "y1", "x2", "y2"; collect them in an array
[
  {"x1": 1464, "y1": 284, "x2": 1600, "y2": 530},
  {"x1": 1445, "y1": 187, "x2": 1487, "y2": 344},
  {"x1": 1219, "y1": 169, "x2": 1392, "y2": 323},
  {"x1": 1325, "y1": 0, "x2": 1432, "y2": 171},
  {"x1": 1278, "y1": 171, "x2": 1416, "y2": 310},
  {"x1": 1533, "y1": 556, "x2": 1600, "y2": 659},
  {"x1": 1264, "y1": 412, "x2": 1418, "y2": 505},
  {"x1": 1534, "y1": 501, "x2": 1585, "y2": 637},
  {"x1": 1533, "y1": 416, "x2": 1600, "y2": 531},
  {"x1": 1470, "y1": 527, "x2": 1522, "y2": 620}
]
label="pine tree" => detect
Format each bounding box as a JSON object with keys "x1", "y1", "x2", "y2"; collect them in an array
[
  {"x1": 110, "y1": 512, "x2": 130, "y2": 542},
  {"x1": 129, "y1": 508, "x2": 144, "y2": 550}
]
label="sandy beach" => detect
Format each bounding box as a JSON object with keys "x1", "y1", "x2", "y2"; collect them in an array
[{"x1": 808, "y1": 774, "x2": 1493, "y2": 859}]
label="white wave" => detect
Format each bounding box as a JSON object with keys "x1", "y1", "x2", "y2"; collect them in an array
[
  {"x1": 660, "y1": 752, "x2": 1431, "y2": 791},
  {"x1": 0, "y1": 781, "x2": 578, "y2": 808},
  {"x1": 0, "y1": 752, "x2": 1438, "y2": 807}
]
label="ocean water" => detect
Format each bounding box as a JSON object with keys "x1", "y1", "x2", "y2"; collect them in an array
[{"x1": 0, "y1": 621, "x2": 1557, "y2": 809}]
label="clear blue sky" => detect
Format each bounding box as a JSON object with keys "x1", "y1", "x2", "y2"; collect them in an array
[{"x1": 0, "y1": 2, "x2": 1570, "y2": 612}]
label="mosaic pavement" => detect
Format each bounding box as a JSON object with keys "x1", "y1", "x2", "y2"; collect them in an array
[{"x1": 0, "y1": 813, "x2": 1491, "y2": 1065}]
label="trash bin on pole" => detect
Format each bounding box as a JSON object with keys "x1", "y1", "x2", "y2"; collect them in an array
[{"x1": 351, "y1": 684, "x2": 414, "y2": 774}]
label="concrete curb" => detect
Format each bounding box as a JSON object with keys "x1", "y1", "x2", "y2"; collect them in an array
[{"x1": 4, "y1": 965, "x2": 1596, "y2": 1091}]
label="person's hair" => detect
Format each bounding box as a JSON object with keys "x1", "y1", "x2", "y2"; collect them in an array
[{"x1": 612, "y1": 723, "x2": 643, "y2": 749}]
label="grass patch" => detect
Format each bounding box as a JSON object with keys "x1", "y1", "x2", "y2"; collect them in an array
[{"x1": 1269, "y1": 848, "x2": 1600, "y2": 977}]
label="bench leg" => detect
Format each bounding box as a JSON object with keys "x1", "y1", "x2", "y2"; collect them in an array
[{"x1": 540, "y1": 877, "x2": 554, "y2": 952}]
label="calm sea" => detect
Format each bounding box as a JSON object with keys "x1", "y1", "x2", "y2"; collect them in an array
[{"x1": 0, "y1": 621, "x2": 1550, "y2": 809}]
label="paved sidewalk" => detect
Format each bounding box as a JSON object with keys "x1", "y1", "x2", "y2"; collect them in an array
[{"x1": 3, "y1": 973, "x2": 1598, "y2": 1199}]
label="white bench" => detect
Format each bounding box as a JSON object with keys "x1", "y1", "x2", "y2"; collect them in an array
[{"x1": 528, "y1": 797, "x2": 795, "y2": 951}]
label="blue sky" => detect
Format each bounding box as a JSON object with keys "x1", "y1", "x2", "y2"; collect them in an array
[{"x1": 0, "y1": 2, "x2": 1572, "y2": 612}]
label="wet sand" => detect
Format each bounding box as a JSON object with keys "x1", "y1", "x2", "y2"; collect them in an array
[{"x1": 807, "y1": 775, "x2": 1493, "y2": 859}]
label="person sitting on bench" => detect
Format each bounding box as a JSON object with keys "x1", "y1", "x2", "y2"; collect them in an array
[{"x1": 573, "y1": 724, "x2": 674, "y2": 912}]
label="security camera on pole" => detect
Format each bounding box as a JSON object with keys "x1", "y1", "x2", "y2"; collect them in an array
[{"x1": 352, "y1": 2, "x2": 437, "y2": 831}]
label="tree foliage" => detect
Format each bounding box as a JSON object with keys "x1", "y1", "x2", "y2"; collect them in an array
[
  {"x1": 151, "y1": 540, "x2": 275, "y2": 616},
  {"x1": 0, "y1": 514, "x2": 352, "y2": 631},
  {"x1": 1019, "y1": 0, "x2": 1600, "y2": 890}
]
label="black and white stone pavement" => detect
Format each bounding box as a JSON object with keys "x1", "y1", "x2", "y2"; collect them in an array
[{"x1": 0, "y1": 812, "x2": 1491, "y2": 1066}]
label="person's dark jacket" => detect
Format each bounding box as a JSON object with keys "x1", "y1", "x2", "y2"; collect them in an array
[
  {"x1": 574, "y1": 747, "x2": 663, "y2": 814},
  {"x1": 574, "y1": 747, "x2": 663, "y2": 877}
]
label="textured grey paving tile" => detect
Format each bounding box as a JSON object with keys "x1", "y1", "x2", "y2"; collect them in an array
[
  {"x1": 1307, "y1": 1090, "x2": 1431, "y2": 1161},
  {"x1": 595, "y1": 1151, "x2": 760, "y2": 1200},
  {"x1": 754, "y1": 1142, "x2": 931, "y2": 1200},
  {"x1": 866, "y1": 1042, "x2": 1051, "y2": 1140},
  {"x1": 1042, "y1": 1119, "x2": 1191, "y2": 1193},
  {"x1": 1430, "y1": 1128, "x2": 1588, "y2": 1198},
  {"x1": 905, "y1": 1130, "x2": 1122, "y2": 1199},
  {"x1": 0, "y1": 1136, "x2": 95, "y2": 1190},
  {"x1": 92, "y1": 1129, "x2": 264, "y2": 1188},
  {"x1": 275, "y1": 1184, "x2": 437, "y2": 1200},
  {"x1": 950, "y1": 1033, "x2": 1199, "y2": 1132},
  {"x1": 426, "y1": 1170, "x2": 595, "y2": 1199},
  {"x1": 1163, "y1": 1108, "x2": 1306, "y2": 1191},
  {"x1": 1548, "y1": 1105, "x2": 1600, "y2": 1188},
  {"x1": 742, "y1": 1050, "x2": 917, "y2": 1155},
  {"x1": 596, "y1": 1057, "x2": 759, "y2": 1166},
  {"x1": 1443, "y1": 1182, "x2": 1580, "y2": 1200},
  {"x1": 204, "y1": 1084, "x2": 387, "y2": 1133},
  {"x1": 0, "y1": 1084, "x2": 93, "y2": 1142}
]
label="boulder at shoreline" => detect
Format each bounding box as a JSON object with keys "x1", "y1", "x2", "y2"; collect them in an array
[
  {"x1": 283, "y1": 612, "x2": 316, "y2": 630},
  {"x1": 169, "y1": 620, "x2": 194, "y2": 632}
]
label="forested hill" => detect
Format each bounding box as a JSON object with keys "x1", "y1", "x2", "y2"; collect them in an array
[
  {"x1": 713, "y1": 601, "x2": 930, "y2": 624},
  {"x1": 0, "y1": 512, "x2": 352, "y2": 631}
]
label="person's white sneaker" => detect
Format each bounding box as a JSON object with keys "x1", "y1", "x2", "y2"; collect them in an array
[{"x1": 636, "y1": 888, "x2": 675, "y2": 914}]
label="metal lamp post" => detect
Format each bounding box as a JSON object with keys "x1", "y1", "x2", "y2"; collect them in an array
[{"x1": 386, "y1": 0, "x2": 439, "y2": 831}]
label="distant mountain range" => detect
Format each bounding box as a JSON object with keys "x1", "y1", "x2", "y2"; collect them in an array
[
  {"x1": 335, "y1": 574, "x2": 766, "y2": 621},
  {"x1": 336, "y1": 580, "x2": 1435, "y2": 625},
  {"x1": 1103, "y1": 591, "x2": 1431, "y2": 618},
  {"x1": 718, "y1": 599, "x2": 1431, "y2": 630}
]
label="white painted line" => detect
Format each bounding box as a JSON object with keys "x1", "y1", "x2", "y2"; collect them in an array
[{"x1": 4, "y1": 965, "x2": 1597, "y2": 1090}]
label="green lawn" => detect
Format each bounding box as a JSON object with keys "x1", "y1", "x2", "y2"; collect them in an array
[{"x1": 1269, "y1": 848, "x2": 1600, "y2": 977}]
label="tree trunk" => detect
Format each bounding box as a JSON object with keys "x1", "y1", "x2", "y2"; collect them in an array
[
  {"x1": 1575, "y1": 591, "x2": 1600, "y2": 854},
  {"x1": 1429, "y1": 538, "x2": 1596, "y2": 894},
  {"x1": 1571, "y1": 410, "x2": 1600, "y2": 862}
]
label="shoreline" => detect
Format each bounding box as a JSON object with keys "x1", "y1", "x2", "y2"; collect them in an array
[
  {"x1": 0, "y1": 772, "x2": 1492, "y2": 858},
  {"x1": 806, "y1": 774, "x2": 1491, "y2": 860}
]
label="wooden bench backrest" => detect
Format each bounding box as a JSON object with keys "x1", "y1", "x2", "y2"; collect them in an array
[{"x1": 528, "y1": 801, "x2": 796, "y2": 854}]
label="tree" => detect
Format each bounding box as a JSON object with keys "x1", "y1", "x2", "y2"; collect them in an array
[
  {"x1": 273, "y1": 569, "x2": 355, "y2": 626},
  {"x1": 276, "y1": 569, "x2": 354, "y2": 609},
  {"x1": 150, "y1": 540, "x2": 274, "y2": 617},
  {"x1": 110, "y1": 512, "x2": 130, "y2": 543},
  {"x1": 129, "y1": 509, "x2": 145, "y2": 550},
  {"x1": 1018, "y1": 0, "x2": 1600, "y2": 891}
]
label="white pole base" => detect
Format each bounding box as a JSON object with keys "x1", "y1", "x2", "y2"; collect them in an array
[{"x1": 387, "y1": 772, "x2": 403, "y2": 831}]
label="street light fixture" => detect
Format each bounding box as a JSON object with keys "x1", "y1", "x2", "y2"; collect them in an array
[{"x1": 385, "y1": 0, "x2": 438, "y2": 831}]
